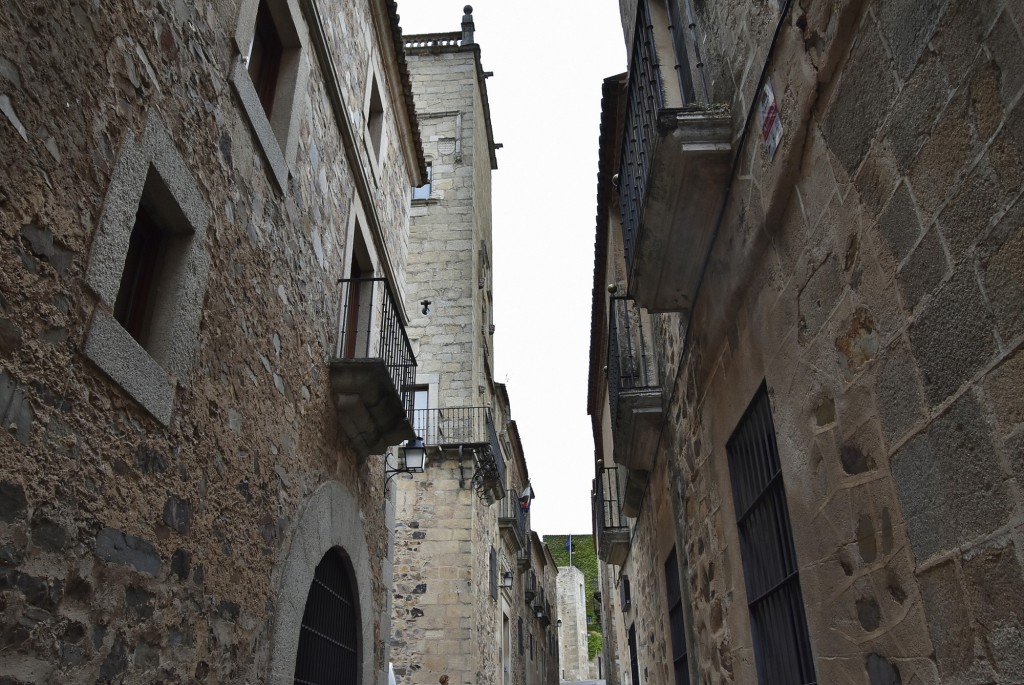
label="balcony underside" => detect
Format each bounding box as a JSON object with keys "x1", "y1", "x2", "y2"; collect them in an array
[
  {"x1": 599, "y1": 526, "x2": 630, "y2": 566},
  {"x1": 499, "y1": 518, "x2": 527, "y2": 553},
  {"x1": 621, "y1": 468, "x2": 649, "y2": 518},
  {"x1": 630, "y1": 107, "x2": 732, "y2": 313},
  {"x1": 329, "y1": 358, "x2": 415, "y2": 458},
  {"x1": 612, "y1": 387, "x2": 663, "y2": 472}
]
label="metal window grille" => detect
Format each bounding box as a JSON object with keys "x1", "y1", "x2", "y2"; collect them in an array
[
  {"x1": 627, "y1": 623, "x2": 640, "y2": 685},
  {"x1": 621, "y1": 575, "x2": 632, "y2": 613},
  {"x1": 608, "y1": 296, "x2": 659, "y2": 425},
  {"x1": 490, "y1": 546, "x2": 498, "y2": 600},
  {"x1": 619, "y1": 0, "x2": 664, "y2": 275},
  {"x1": 664, "y1": 547, "x2": 690, "y2": 685},
  {"x1": 294, "y1": 549, "x2": 359, "y2": 685},
  {"x1": 726, "y1": 383, "x2": 816, "y2": 685}
]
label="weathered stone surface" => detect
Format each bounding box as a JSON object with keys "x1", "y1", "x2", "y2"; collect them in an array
[
  {"x1": 876, "y1": 0, "x2": 945, "y2": 78},
  {"x1": 875, "y1": 341, "x2": 924, "y2": 445},
  {"x1": 0, "y1": 369, "x2": 33, "y2": 444},
  {"x1": 162, "y1": 494, "x2": 192, "y2": 535},
  {"x1": 896, "y1": 227, "x2": 946, "y2": 312},
  {"x1": 94, "y1": 528, "x2": 161, "y2": 576},
  {"x1": 962, "y1": 541, "x2": 1024, "y2": 680},
  {"x1": 979, "y1": 203, "x2": 1024, "y2": 343},
  {"x1": 824, "y1": 26, "x2": 900, "y2": 175},
  {"x1": 0, "y1": 480, "x2": 27, "y2": 522},
  {"x1": 884, "y1": 52, "x2": 951, "y2": 172},
  {"x1": 866, "y1": 653, "x2": 902, "y2": 685},
  {"x1": 876, "y1": 181, "x2": 925, "y2": 259},
  {"x1": 918, "y1": 559, "x2": 985, "y2": 680},
  {"x1": 798, "y1": 254, "x2": 843, "y2": 339},
  {"x1": 986, "y1": 9, "x2": 1024, "y2": 110},
  {"x1": 984, "y1": 348, "x2": 1024, "y2": 434},
  {"x1": 891, "y1": 392, "x2": 1010, "y2": 562},
  {"x1": 908, "y1": 265, "x2": 997, "y2": 405}
]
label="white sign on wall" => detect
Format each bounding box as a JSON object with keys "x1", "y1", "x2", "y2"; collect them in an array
[{"x1": 759, "y1": 81, "x2": 784, "y2": 161}]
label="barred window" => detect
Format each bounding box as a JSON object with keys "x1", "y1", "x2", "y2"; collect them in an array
[{"x1": 727, "y1": 383, "x2": 816, "y2": 684}]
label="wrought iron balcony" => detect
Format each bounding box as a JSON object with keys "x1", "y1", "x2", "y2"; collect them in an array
[
  {"x1": 524, "y1": 568, "x2": 537, "y2": 603},
  {"x1": 498, "y1": 490, "x2": 529, "y2": 553},
  {"x1": 619, "y1": 0, "x2": 732, "y2": 313},
  {"x1": 608, "y1": 297, "x2": 663, "y2": 476},
  {"x1": 329, "y1": 277, "x2": 416, "y2": 458},
  {"x1": 518, "y1": 544, "x2": 533, "y2": 573},
  {"x1": 410, "y1": 406, "x2": 490, "y2": 447},
  {"x1": 595, "y1": 467, "x2": 630, "y2": 566},
  {"x1": 408, "y1": 405, "x2": 505, "y2": 503}
]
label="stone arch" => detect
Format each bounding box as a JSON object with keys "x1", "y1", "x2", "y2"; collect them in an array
[{"x1": 268, "y1": 480, "x2": 375, "y2": 684}]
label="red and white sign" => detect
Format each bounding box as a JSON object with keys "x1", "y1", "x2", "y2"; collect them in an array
[{"x1": 759, "y1": 81, "x2": 784, "y2": 161}]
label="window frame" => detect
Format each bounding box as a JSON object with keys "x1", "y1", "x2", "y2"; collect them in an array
[
  {"x1": 727, "y1": 383, "x2": 817, "y2": 684},
  {"x1": 230, "y1": 0, "x2": 310, "y2": 190},
  {"x1": 83, "y1": 112, "x2": 211, "y2": 426}
]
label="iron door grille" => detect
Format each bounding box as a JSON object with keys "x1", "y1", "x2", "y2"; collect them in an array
[
  {"x1": 294, "y1": 549, "x2": 359, "y2": 685},
  {"x1": 664, "y1": 547, "x2": 690, "y2": 685},
  {"x1": 726, "y1": 383, "x2": 816, "y2": 685},
  {"x1": 627, "y1": 623, "x2": 641, "y2": 685}
]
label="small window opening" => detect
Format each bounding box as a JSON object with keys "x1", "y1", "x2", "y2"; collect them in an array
[
  {"x1": 114, "y1": 205, "x2": 165, "y2": 348},
  {"x1": 113, "y1": 169, "x2": 190, "y2": 355},
  {"x1": 412, "y1": 162, "x2": 432, "y2": 200},
  {"x1": 367, "y1": 77, "x2": 384, "y2": 158},
  {"x1": 247, "y1": 0, "x2": 283, "y2": 117}
]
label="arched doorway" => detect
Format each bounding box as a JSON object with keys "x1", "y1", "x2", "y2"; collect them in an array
[{"x1": 294, "y1": 548, "x2": 360, "y2": 684}]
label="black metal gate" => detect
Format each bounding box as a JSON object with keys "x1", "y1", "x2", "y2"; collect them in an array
[{"x1": 294, "y1": 549, "x2": 359, "y2": 685}]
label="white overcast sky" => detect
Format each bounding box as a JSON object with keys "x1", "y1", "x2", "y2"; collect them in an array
[{"x1": 396, "y1": 2, "x2": 626, "y2": 537}]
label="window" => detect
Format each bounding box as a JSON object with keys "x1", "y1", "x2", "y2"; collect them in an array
[
  {"x1": 490, "y1": 546, "x2": 498, "y2": 600},
  {"x1": 529, "y1": 632, "x2": 534, "y2": 661},
  {"x1": 83, "y1": 112, "x2": 211, "y2": 427},
  {"x1": 294, "y1": 548, "x2": 359, "y2": 684},
  {"x1": 727, "y1": 383, "x2": 816, "y2": 684},
  {"x1": 230, "y1": 0, "x2": 309, "y2": 189},
  {"x1": 411, "y1": 384, "x2": 429, "y2": 441},
  {"x1": 518, "y1": 617, "x2": 524, "y2": 656},
  {"x1": 627, "y1": 623, "x2": 640, "y2": 685},
  {"x1": 366, "y1": 76, "x2": 385, "y2": 160},
  {"x1": 114, "y1": 201, "x2": 164, "y2": 347},
  {"x1": 664, "y1": 547, "x2": 690, "y2": 685},
  {"x1": 621, "y1": 575, "x2": 632, "y2": 612},
  {"x1": 247, "y1": 0, "x2": 283, "y2": 116},
  {"x1": 412, "y1": 162, "x2": 432, "y2": 201}
]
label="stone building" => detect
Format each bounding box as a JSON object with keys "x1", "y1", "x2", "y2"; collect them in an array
[
  {"x1": 556, "y1": 566, "x2": 589, "y2": 682},
  {"x1": 590, "y1": 0, "x2": 1024, "y2": 684},
  {"x1": 0, "y1": 0, "x2": 428, "y2": 683},
  {"x1": 389, "y1": 10, "x2": 555, "y2": 685}
]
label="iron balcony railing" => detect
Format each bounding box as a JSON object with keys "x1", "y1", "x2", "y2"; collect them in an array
[
  {"x1": 410, "y1": 406, "x2": 491, "y2": 447},
  {"x1": 499, "y1": 489, "x2": 529, "y2": 545},
  {"x1": 596, "y1": 466, "x2": 628, "y2": 537},
  {"x1": 484, "y1": 412, "x2": 508, "y2": 488},
  {"x1": 517, "y1": 540, "x2": 532, "y2": 571},
  {"x1": 335, "y1": 277, "x2": 416, "y2": 416},
  {"x1": 608, "y1": 296, "x2": 658, "y2": 422},
  {"x1": 619, "y1": 0, "x2": 663, "y2": 275}
]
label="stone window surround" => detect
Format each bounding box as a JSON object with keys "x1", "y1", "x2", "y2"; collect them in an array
[
  {"x1": 230, "y1": 0, "x2": 310, "y2": 191},
  {"x1": 83, "y1": 111, "x2": 211, "y2": 427},
  {"x1": 361, "y1": 57, "x2": 389, "y2": 182},
  {"x1": 268, "y1": 480, "x2": 375, "y2": 684}
]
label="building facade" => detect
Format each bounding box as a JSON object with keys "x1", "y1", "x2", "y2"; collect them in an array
[
  {"x1": 0, "y1": 0, "x2": 426, "y2": 683},
  {"x1": 389, "y1": 10, "x2": 556, "y2": 685},
  {"x1": 591, "y1": 0, "x2": 1024, "y2": 684}
]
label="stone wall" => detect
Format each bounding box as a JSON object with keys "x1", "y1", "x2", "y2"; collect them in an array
[
  {"x1": 0, "y1": 0, "x2": 419, "y2": 682},
  {"x1": 595, "y1": 0, "x2": 1024, "y2": 683},
  {"x1": 556, "y1": 566, "x2": 588, "y2": 681}
]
